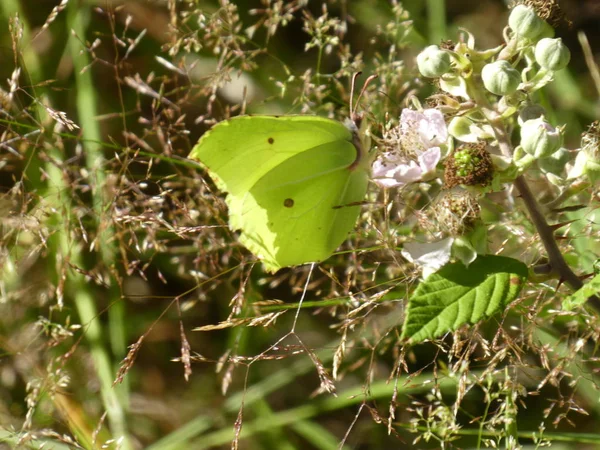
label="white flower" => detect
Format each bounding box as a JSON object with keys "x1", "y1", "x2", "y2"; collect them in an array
[
  {"x1": 402, "y1": 238, "x2": 454, "y2": 279},
  {"x1": 373, "y1": 109, "x2": 447, "y2": 188},
  {"x1": 402, "y1": 108, "x2": 448, "y2": 148}
]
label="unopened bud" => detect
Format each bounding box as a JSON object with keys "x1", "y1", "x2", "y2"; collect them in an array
[
  {"x1": 508, "y1": 5, "x2": 546, "y2": 40},
  {"x1": 417, "y1": 45, "x2": 452, "y2": 78},
  {"x1": 520, "y1": 118, "x2": 562, "y2": 158},
  {"x1": 482, "y1": 60, "x2": 520, "y2": 96},
  {"x1": 535, "y1": 38, "x2": 571, "y2": 71}
]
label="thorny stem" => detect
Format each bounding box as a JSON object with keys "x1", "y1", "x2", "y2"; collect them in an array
[{"x1": 467, "y1": 79, "x2": 600, "y2": 311}]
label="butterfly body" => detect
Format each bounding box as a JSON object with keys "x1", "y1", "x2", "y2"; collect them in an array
[{"x1": 189, "y1": 115, "x2": 371, "y2": 272}]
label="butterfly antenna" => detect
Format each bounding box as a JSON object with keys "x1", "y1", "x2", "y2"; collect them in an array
[
  {"x1": 350, "y1": 71, "x2": 363, "y2": 118},
  {"x1": 352, "y1": 74, "x2": 378, "y2": 121}
]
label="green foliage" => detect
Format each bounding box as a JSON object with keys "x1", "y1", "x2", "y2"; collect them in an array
[
  {"x1": 1, "y1": 0, "x2": 600, "y2": 449},
  {"x1": 401, "y1": 255, "x2": 528, "y2": 343}
]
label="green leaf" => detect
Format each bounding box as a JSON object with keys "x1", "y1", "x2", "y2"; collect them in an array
[
  {"x1": 401, "y1": 255, "x2": 528, "y2": 344},
  {"x1": 562, "y1": 273, "x2": 600, "y2": 310}
]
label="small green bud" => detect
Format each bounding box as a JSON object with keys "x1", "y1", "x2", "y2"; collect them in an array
[
  {"x1": 520, "y1": 118, "x2": 562, "y2": 158},
  {"x1": 417, "y1": 45, "x2": 452, "y2": 78},
  {"x1": 481, "y1": 60, "x2": 520, "y2": 96},
  {"x1": 535, "y1": 38, "x2": 571, "y2": 71},
  {"x1": 508, "y1": 4, "x2": 545, "y2": 40}
]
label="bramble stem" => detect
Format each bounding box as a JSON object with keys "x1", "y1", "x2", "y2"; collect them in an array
[{"x1": 466, "y1": 79, "x2": 600, "y2": 310}]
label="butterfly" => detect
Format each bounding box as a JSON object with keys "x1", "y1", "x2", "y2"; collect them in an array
[{"x1": 189, "y1": 76, "x2": 376, "y2": 272}]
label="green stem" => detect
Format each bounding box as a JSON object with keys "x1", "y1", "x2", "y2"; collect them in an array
[
  {"x1": 190, "y1": 373, "x2": 471, "y2": 449},
  {"x1": 402, "y1": 424, "x2": 600, "y2": 445},
  {"x1": 426, "y1": 0, "x2": 447, "y2": 44},
  {"x1": 503, "y1": 368, "x2": 519, "y2": 449},
  {"x1": 66, "y1": 1, "x2": 131, "y2": 448},
  {"x1": 476, "y1": 385, "x2": 492, "y2": 450},
  {"x1": 316, "y1": 44, "x2": 323, "y2": 87}
]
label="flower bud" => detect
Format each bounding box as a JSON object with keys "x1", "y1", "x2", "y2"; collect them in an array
[
  {"x1": 481, "y1": 60, "x2": 520, "y2": 96},
  {"x1": 535, "y1": 38, "x2": 571, "y2": 71},
  {"x1": 520, "y1": 118, "x2": 562, "y2": 158},
  {"x1": 508, "y1": 4, "x2": 545, "y2": 40},
  {"x1": 417, "y1": 45, "x2": 452, "y2": 78}
]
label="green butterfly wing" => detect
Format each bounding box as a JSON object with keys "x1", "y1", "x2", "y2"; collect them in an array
[{"x1": 189, "y1": 115, "x2": 370, "y2": 272}]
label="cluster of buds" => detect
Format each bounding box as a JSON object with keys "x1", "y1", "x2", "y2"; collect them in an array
[{"x1": 372, "y1": 2, "x2": 593, "y2": 276}]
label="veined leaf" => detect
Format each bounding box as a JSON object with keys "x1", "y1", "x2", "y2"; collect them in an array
[{"x1": 401, "y1": 255, "x2": 528, "y2": 344}]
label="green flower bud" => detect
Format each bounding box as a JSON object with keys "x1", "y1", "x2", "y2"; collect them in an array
[
  {"x1": 417, "y1": 45, "x2": 452, "y2": 78},
  {"x1": 535, "y1": 38, "x2": 571, "y2": 71},
  {"x1": 481, "y1": 60, "x2": 520, "y2": 96},
  {"x1": 508, "y1": 4, "x2": 545, "y2": 40},
  {"x1": 520, "y1": 118, "x2": 562, "y2": 158}
]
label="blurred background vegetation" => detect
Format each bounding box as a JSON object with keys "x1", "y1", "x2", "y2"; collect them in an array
[{"x1": 1, "y1": 0, "x2": 600, "y2": 449}]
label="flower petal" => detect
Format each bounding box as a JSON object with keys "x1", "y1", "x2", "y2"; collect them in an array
[
  {"x1": 372, "y1": 155, "x2": 398, "y2": 178},
  {"x1": 402, "y1": 238, "x2": 454, "y2": 279},
  {"x1": 421, "y1": 109, "x2": 448, "y2": 146},
  {"x1": 373, "y1": 177, "x2": 404, "y2": 188},
  {"x1": 393, "y1": 161, "x2": 423, "y2": 185},
  {"x1": 372, "y1": 153, "x2": 424, "y2": 187},
  {"x1": 418, "y1": 147, "x2": 441, "y2": 174},
  {"x1": 399, "y1": 108, "x2": 448, "y2": 151}
]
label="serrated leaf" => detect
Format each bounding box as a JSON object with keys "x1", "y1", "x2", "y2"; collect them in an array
[
  {"x1": 562, "y1": 273, "x2": 600, "y2": 310},
  {"x1": 401, "y1": 255, "x2": 528, "y2": 344}
]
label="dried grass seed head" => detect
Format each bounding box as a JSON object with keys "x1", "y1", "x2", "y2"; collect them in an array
[
  {"x1": 581, "y1": 120, "x2": 600, "y2": 159},
  {"x1": 510, "y1": 0, "x2": 571, "y2": 29},
  {"x1": 431, "y1": 189, "x2": 481, "y2": 236}
]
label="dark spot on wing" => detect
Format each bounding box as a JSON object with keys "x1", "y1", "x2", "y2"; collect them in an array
[
  {"x1": 284, "y1": 198, "x2": 294, "y2": 208},
  {"x1": 268, "y1": 137, "x2": 274, "y2": 144}
]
